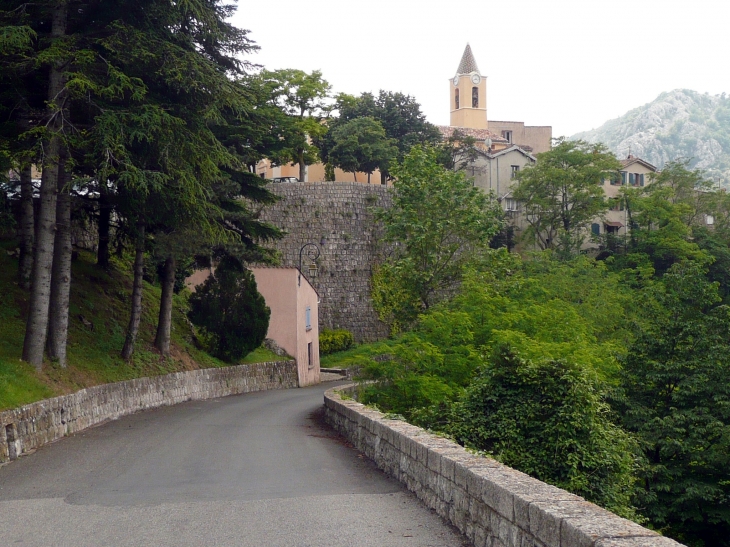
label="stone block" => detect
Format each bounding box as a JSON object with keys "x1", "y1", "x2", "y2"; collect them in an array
[
  {"x1": 513, "y1": 481, "x2": 583, "y2": 531},
  {"x1": 594, "y1": 538, "x2": 685, "y2": 547},
  {"x1": 528, "y1": 499, "x2": 599, "y2": 546},
  {"x1": 452, "y1": 485, "x2": 469, "y2": 513},
  {"x1": 427, "y1": 448, "x2": 442, "y2": 473},
  {"x1": 440, "y1": 453, "x2": 456, "y2": 482},
  {"x1": 454, "y1": 460, "x2": 472, "y2": 489},
  {"x1": 562, "y1": 511, "x2": 658, "y2": 547}
]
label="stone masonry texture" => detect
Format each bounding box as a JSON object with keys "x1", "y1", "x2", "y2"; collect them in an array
[
  {"x1": 0, "y1": 361, "x2": 297, "y2": 464},
  {"x1": 257, "y1": 182, "x2": 392, "y2": 342},
  {"x1": 323, "y1": 385, "x2": 687, "y2": 547}
]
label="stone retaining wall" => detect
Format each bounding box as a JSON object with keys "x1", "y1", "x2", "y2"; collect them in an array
[
  {"x1": 324, "y1": 385, "x2": 685, "y2": 547},
  {"x1": 1, "y1": 361, "x2": 297, "y2": 464},
  {"x1": 257, "y1": 182, "x2": 392, "y2": 342}
]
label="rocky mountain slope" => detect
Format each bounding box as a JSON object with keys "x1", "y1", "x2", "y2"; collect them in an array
[{"x1": 572, "y1": 89, "x2": 730, "y2": 186}]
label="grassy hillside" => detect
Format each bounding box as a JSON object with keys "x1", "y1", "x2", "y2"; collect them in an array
[{"x1": 0, "y1": 239, "x2": 278, "y2": 411}]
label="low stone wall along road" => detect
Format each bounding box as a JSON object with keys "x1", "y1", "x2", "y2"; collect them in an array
[{"x1": 0, "y1": 383, "x2": 468, "y2": 547}]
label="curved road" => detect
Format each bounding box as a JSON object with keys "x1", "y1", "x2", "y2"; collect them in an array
[{"x1": 0, "y1": 383, "x2": 468, "y2": 547}]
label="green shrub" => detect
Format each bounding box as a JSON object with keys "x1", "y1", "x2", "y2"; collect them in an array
[
  {"x1": 448, "y1": 345, "x2": 638, "y2": 519},
  {"x1": 319, "y1": 329, "x2": 354, "y2": 355},
  {"x1": 188, "y1": 257, "x2": 270, "y2": 362}
]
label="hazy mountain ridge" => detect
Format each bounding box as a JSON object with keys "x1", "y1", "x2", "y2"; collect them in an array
[{"x1": 572, "y1": 89, "x2": 730, "y2": 185}]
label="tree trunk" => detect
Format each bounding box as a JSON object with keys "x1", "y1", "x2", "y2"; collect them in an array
[
  {"x1": 154, "y1": 255, "x2": 176, "y2": 356},
  {"x1": 121, "y1": 223, "x2": 145, "y2": 360},
  {"x1": 23, "y1": 160, "x2": 59, "y2": 368},
  {"x1": 298, "y1": 149, "x2": 306, "y2": 182},
  {"x1": 367, "y1": 172, "x2": 371, "y2": 184},
  {"x1": 97, "y1": 185, "x2": 111, "y2": 268},
  {"x1": 115, "y1": 235, "x2": 125, "y2": 257},
  {"x1": 18, "y1": 165, "x2": 34, "y2": 289},
  {"x1": 46, "y1": 157, "x2": 72, "y2": 367},
  {"x1": 22, "y1": 2, "x2": 68, "y2": 370}
]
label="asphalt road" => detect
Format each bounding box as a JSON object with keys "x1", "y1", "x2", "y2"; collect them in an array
[{"x1": 0, "y1": 382, "x2": 468, "y2": 547}]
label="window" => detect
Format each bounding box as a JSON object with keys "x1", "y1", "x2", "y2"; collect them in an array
[
  {"x1": 305, "y1": 306, "x2": 311, "y2": 331},
  {"x1": 591, "y1": 223, "x2": 600, "y2": 235},
  {"x1": 454, "y1": 88, "x2": 459, "y2": 109},
  {"x1": 609, "y1": 174, "x2": 621, "y2": 186},
  {"x1": 307, "y1": 342, "x2": 313, "y2": 369},
  {"x1": 510, "y1": 165, "x2": 520, "y2": 179},
  {"x1": 706, "y1": 214, "x2": 715, "y2": 225},
  {"x1": 627, "y1": 173, "x2": 645, "y2": 187},
  {"x1": 502, "y1": 130, "x2": 512, "y2": 143},
  {"x1": 504, "y1": 198, "x2": 519, "y2": 212},
  {"x1": 610, "y1": 198, "x2": 624, "y2": 212},
  {"x1": 472, "y1": 87, "x2": 479, "y2": 108}
]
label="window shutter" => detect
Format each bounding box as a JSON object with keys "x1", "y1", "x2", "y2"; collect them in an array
[
  {"x1": 591, "y1": 223, "x2": 600, "y2": 235},
  {"x1": 639, "y1": 174, "x2": 645, "y2": 186}
]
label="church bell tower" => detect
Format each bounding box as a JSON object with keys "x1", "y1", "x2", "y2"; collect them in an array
[{"x1": 449, "y1": 44, "x2": 487, "y2": 129}]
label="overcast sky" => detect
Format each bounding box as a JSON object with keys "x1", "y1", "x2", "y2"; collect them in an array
[{"x1": 230, "y1": 0, "x2": 730, "y2": 138}]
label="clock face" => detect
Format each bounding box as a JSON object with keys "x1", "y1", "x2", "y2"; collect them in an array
[
  {"x1": 471, "y1": 73, "x2": 481, "y2": 85},
  {"x1": 453, "y1": 75, "x2": 459, "y2": 86}
]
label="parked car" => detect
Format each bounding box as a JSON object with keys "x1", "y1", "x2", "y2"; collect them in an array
[{"x1": 272, "y1": 176, "x2": 299, "y2": 183}]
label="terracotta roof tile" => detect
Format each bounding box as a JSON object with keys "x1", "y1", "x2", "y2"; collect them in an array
[
  {"x1": 620, "y1": 155, "x2": 657, "y2": 171},
  {"x1": 438, "y1": 125, "x2": 507, "y2": 142}
]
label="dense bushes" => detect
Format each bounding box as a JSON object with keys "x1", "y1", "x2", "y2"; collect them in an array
[
  {"x1": 358, "y1": 250, "x2": 644, "y2": 518},
  {"x1": 448, "y1": 346, "x2": 637, "y2": 518},
  {"x1": 356, "y1": 250, "x2": 730, "y2": 544},
  {"x1": 188, "y1": 257, "x2": 270, "y2": 362},
  {"x1": 612, "y1": 263, "x2": 730, "y2": 545},
  {"x1": 319, "y1": 329, "x2": 354, "y2": 355},
  {"x1": 353, "y1": 157, "x2": 730, "y2": 546}
]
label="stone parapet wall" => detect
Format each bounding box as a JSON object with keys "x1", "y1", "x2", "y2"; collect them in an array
[
  {"x1": 258, "y1": 182, "x2": 392, "y2": 342},
  {"x1": 324, "y1": 385, "x2": 685, "y2": 547},
  {"x1": 1, "y1": 361, "x2": 297, "y2": 464}
]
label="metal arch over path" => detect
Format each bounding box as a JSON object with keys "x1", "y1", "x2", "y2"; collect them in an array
[{"x1": 0, "y1": 383, "x2": 468, "y2": 547}]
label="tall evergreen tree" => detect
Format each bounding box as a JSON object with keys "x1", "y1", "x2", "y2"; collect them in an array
[{"x1": 1, "y1": 0, "x2": 279, "y2": 365}]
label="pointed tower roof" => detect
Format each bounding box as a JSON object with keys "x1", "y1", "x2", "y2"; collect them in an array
[{"x1": 456, "y1": 43, "x2": 480, "y2": 75}]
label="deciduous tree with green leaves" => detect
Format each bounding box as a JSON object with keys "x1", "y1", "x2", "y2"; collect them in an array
[
  {"x1": 321, "y1": 90, "x2": 442, "y2": 183},
  {"x1": 616, "y1": 159, "x2": 715, "y2": 274},
  {"x1": 513, "y1": 138, "x2": 621, "y2": 257},
  {"x1": 328, "y1": 117, "x2": 397, "y2": 183},
  {"x1": 612, "y1": 261, "x2": 730, "y2": 546},
  {"x1": 372, "y1": 146, "x2": 502, "y2": 332},
  {"x1": 263, "y1": 69, "x2": 331, "y2": 182}
]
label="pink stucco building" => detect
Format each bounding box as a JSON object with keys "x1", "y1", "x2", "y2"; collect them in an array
[
  {"x1": 251, "y1": 267, "x2": 320, "y2": 386},
  {"x1": 185, "y1": 266, "x2": 321, "y2": 387}
]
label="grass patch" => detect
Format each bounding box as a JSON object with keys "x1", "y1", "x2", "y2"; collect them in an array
[
  {"x1": 0, "y1": 239, "x2": 283, "y2": 411},
  {"x1": 319, "y1": 339, "x2": 396, "y2": 368},
  {"x1": 240, "y1": 347, "x2": 282, "y2": 363}
]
